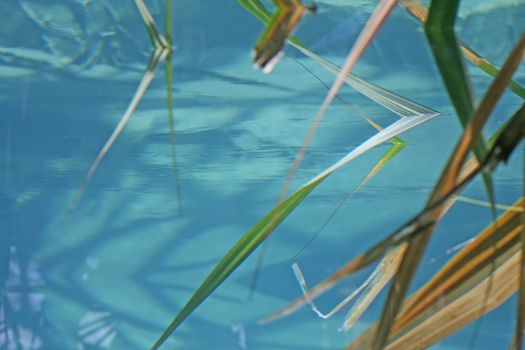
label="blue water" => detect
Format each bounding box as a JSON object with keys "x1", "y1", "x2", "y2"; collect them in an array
[{"x1": 1, "y1": 1, "x2": 524, "y2": 349}]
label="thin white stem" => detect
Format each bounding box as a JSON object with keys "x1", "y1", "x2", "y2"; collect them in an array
[{"x1": 292, "y1": 262, "x2": 381, "y2": 320}]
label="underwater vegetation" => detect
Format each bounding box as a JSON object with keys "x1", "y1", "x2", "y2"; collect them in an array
[
  {"x1": 140, "y1": 1, "x2": 524, "y2": 349},
  {"x1": 13, "y1": 0, "x2": 520, "y2": 349}
]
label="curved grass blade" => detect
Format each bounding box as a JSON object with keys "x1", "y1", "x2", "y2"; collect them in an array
[
  {"x1": 150, "y1": 101, "x2": 440, "y2": 350},
  {"x1": 294, "y1": 46, "x2": 437, "y2": 119},
  {"x1": 401, "y1": 1, "x2": 525, "y2": 100},
  {"x1": 292, "y1": 261, "x2": 380, "y2": 320},
  {"x1": 241, "y1": 0, "x2": 428, "y2": 295},
  {"x1": 424, "y1": 0, "x2": 475, "y2": 126},
  {"x1": 261, "y1": 40, "x2": 525, "y2": 326},
  {"x1": 150, "y1": 175, "x2": 325, "y2": 350},
  {"x1": 423, "y1": 0, "x2": 495, "y2": 220},
  {"x1": 135, "y1": 0, "x2": 170, "y2": 50},
  {"x1": 292, "y1": 130, "x2": 406, "y2": 260}
]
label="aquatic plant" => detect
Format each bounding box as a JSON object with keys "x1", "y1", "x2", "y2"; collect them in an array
[
  {"x1": 71, "y1": 0, "x2": 524, "y2": 349},
  {"x1": 261, "y1": 2, "x2": 525, "y2": 350},
  {"x1": 70, "y1": 0, "x2": 180, "y2": 213}
]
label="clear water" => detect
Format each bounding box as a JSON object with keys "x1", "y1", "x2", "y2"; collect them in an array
[{"x1": 1, "y1": 1, "x2": 524, "y2": 349}]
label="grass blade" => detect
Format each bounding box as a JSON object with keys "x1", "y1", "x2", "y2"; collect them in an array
[
  {"x1": 150, "y1": 95, "x2": 440, "y2": 349},
  {"x1": 253, "y1": 0, "x2": 314, "y2": 73},
  {"x1": 135, "y1": 0, "x2": 169, "y2": 50},
  {"x1": 341, "y1": 245, "x2": 407, "y2": 331},
  {"x1": 261, "y1": 30, "x2": 525, "y2": 333},
  {"x1": 346, "y1": 198, "x2": 524, "y2": 350},
  {"x1": 423, "y1": 0, "x2": 495, "y2": 220},
  {"x1": 397, "y1": 198, "x2": 525, "y2": 330},
  {"x1": 280, "y1": 0, "x2": 398, "y2": 203},
  {"x1": 262, "y1": 70, "x2": 523, "y2": 341},
  {"x1": 425, "y1": 0, "x2": 475, "y2": 127},
  {"x1": 372, "y1": 30, "x2": 525, "y2": 349},
  {"x1": 401, "y1": 1, "x2": 525, "y2": 100},
  {"x1": 69, "y1": 0, "x2": 169, "y2": 212},
  {"x1": 150, "y1": 176, "x2": 325, "y2": 350},
  {"x1": 292, "y1": 45, "x2": 438, "y2": 118},
  {"x1": 69, "y1": 49, "x2": 167, "y2": 212},
  {"x1": 291, "y1": 261, "x2": 379, "y2": 320}
]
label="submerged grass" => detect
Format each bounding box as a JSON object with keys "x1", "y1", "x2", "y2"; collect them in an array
[
  {"x1": 150, "y1": 78, "x2": 440, "y2": 349},
  {"x1": 150, "y1": 177, "x2": 323, "y2": 350},
  {"x1": 423, "y1": 0, "x2": 494, "y2": 208},
  {"x1": 265, "y1": 101, "x2": 525, "y2": 327},
  {"x1": 347, "y1": 198, "x2": 524, "y2": 349},
  {"x1": 151, "y1": 2, "x2": 446, "y2": 347},
  {"x1": 252, "y1": 0, "x2": 315, "y2": 72},
  {"x1": 69, "y1": 0, "x2": 177, "y2": 213},
  {"x1": 401, "y1": 0, "x2": 525, "y2": 100},
  {"x1": 132, "y1": 1, "x2": 525, "y2": 349},
  {"x1": 241, "y1": 0, "x2": 409, "y2": 297},
  {"x1": 261, "y1": 10, "x2": 525, "y2": 350},
  {"x1": 371, "y1": 29, "x2": 525, "y2": 350}
]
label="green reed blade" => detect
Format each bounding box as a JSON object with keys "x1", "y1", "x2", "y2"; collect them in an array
[
  {"x1": 401, "y1": 1, "x2": 525, "y2": 101},
  {"x1": 372, "y1": 27, "x2": 525, "y2": 347},
  {"x1": 424, "y1": 0, "x2": 495, "y2": 212},
  {"x1": 150, "y1": 101, "x2": 439, "y2": 350},
  {"x1": 149, "y1": 175, "x2": 325, "y2": 350},
  {"x1": 164, "y1": 0, "x2": 182, "y2": 211}
]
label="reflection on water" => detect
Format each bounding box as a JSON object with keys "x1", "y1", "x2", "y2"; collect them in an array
[{"x1": 0, "y1": 0, "x2": 524, "y2": 349}]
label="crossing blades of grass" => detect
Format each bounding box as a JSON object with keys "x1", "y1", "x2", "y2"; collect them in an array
[
  {"x1": 423, "y1": 0, "x2": 495, "y2": 217},
  {"x1": 150, "y1": 78, "x2": 440, "y2": 350},
  {"x1": 241, "y1": 0, "x2": 399, "y2": 200},
  {"x1": 401, "y1": 0, "x2": 525, "y2": 100},
  {"x1": 346, "y1": 197, "x2": 524, "y2": 350},
  {"x1": 279, "y1": 0, "x2": 398, "y2": 205},
  {"x1": 69, "y1": 0, "x2": 171, "y2": 213},
  {"x1": 241, "y1": 0, "x2": 405, "y2": 296},
  {"x1": 372, "y1": 30, "x2": 525, "y2": 350},
  {"x1": 261, "y1": 31, "x2": 525, "y2": 340},
  {"x1": 239, "y1": 0, "x2": 414, "y2": 219}
]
